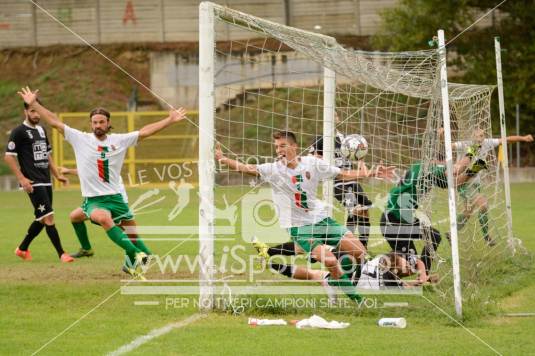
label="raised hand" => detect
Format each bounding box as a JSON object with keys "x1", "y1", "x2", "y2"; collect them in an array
[
  {"x1": 169, "y1": 107, "x2": 187, "y2": 123},
  {"x1": 524, "y1": 134, "x2": 533, "y2": 143},
  {"x1": 17, "y1": 86, "x2": 39, "y2": 106}
]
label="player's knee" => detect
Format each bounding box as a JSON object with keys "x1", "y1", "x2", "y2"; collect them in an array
[
  {"x1": 90, "y1": 211, "x2": 110, "y2": 225},
  {"x1": 70, "y1": 210, "x2": 84, "y2": 223},
  {"x1": 323, "y1": 257, "x2": 338, "y2": 269},
  {"x1": 356, "y1": 209, "x2": 369, "y2": 218},
  {"x1": 42, "y1": 214, "x2": 54, "y2": 225}
]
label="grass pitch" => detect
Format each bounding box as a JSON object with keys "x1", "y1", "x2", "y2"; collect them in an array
[{"x1": 1, "y1": 184, "x2": 534, "y2": 355}]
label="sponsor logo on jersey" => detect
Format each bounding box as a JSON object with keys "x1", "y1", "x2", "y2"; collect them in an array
[
  {"x1": 7, "y1": 141, "x2": 15, "y2": 150},
  {"x1": 32, "y1": 141, "x2": 48, "y2": 160}
]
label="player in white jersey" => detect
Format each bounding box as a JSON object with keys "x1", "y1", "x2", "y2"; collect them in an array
[
  {"x1": 448, "y1": 128, "x2": 533, "y2": 245},
  {"x1": 58, "y1": 167, "x2": 140, "y2": 260},
  {"x1": 18, "y1": 86, "x2": 187, "y2": 278},
  {"x1": 216, "y1": 130, "x2": 395, "y2": 302}
]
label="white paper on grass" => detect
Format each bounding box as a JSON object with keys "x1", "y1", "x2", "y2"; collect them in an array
[{"x1": 295, "y1": 315, "x2": 350, "y2": 329}]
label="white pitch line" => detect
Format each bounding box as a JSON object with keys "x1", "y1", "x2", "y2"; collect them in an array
[{"x1": 107, "y1": 314, "x2": 205, "y2": 356}]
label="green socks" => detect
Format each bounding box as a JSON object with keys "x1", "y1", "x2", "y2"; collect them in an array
[
  {"x1": 124, "y1": 233, "x2": 151, "y2": 267},
  {"x1": 456, "y1": 213, "x2": 469, "y2": 231},
  {"x1": 478, "y1": 211, "x2": 490, "y2": 240},
  {"x1": 131, "y1": 238, "x2": 151, "y2": 255},
  {"x1": 106, "y1": 226, "x2": 141, "y2": 257},
  {"x1": 72, "y1": 222, "x2": 91, "y2": 250},
  {"x1": 328, "y1": 274, "x2": 362, "y2": 303}
]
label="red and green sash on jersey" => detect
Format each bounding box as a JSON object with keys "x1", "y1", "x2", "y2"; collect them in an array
[
  {"x1": 97, "y1": 146, "x2": 110, "y2": 183},
  {"x1": 291, "y1": 174, "x2": 308, "y2": 211}
]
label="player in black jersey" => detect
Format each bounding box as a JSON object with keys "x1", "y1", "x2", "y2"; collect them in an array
[{"x1": 4, "y1": 100, "x2": 73, "y2": 262}]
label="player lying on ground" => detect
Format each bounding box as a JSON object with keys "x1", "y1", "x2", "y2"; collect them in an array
[
  {"x1": 216, "y1": 130, "x2": 395, "y2": 302},
  {"x1": 59, "y1": 167, "x2": 143, "y2": 270},
  {"x1": 4, "y1": 99, "x2": 73, "y2": 262},
  {"x1": 309, "y1": 117, "x2": 373, "y2": 248},
  {"x1": 18, "y1": 86, "x2": 187, "y2": 278},
  {"x1": 444, "y1": 128, "x2": 533, "y2": 246},
  {"x1": 381, "y1": 157, "x2": 475, "y2": 275},
  {"x1": 256, "y1": 239, "x2": 433, "y2": 288},
  {"x1": 356, "y1": 251, "x2": 437, "y2": 289}
]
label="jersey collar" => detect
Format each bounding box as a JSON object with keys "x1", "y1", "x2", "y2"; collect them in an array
[{"x1": 23, "y1": 120, "x2": 36, "y2": 129}]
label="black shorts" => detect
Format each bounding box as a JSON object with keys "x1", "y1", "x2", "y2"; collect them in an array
[
  {"x1": 380, "y1": 212, "x2": 421, "y2": 255},
  {"x1": 27, "y1": 185, "x2": 53, "y2": 221},
  {"x1": 380, "y1": 212, "x2": 441, "y2": 253},
  {"x1": 334, "y1": 181, "x2": 372, "y2": 208},
  {"x1": 269, "y1": 241, "x2": 320, "y2": 263}
]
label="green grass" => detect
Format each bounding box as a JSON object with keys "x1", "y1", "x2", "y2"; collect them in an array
[{"x1": 1, "y1": 184, "x2": 535, "y2": 355}]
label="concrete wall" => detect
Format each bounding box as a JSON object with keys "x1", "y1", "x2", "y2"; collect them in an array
[
  {"x1": 508, "y1": 167, "x2": 535, "y2": 183},
  {"x1": 150, "y1": 50, "x2": 328, "y2": 108},
  {"x1": 0, "y1": 0, "x2": 398, "y2": 48}
]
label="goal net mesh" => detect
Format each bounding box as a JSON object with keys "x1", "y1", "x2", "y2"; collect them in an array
[{"x1": 204, "y1": 2, "x2": 524, "y2": 316}]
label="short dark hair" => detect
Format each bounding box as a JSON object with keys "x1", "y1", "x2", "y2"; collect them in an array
[
  {"x1": 89, "y1": 107, "x2": 110, "y2": 120},
  {"x1": 272, "y1": 130, "x2": 297, "y2": 144},
  {"x1": 23, "y1": 98, "x2": 41, "y2": 109}
]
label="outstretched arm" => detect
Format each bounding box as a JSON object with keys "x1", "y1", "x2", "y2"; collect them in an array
[
  {"x1": 17, "y1": 87, "x2": 65, "y2": 134},
  {"x1": 138, "y1": 108, "x2": 187, "y2": 140},
  {"x1": 215, "y1": 143, "x2": 259, "y2": 176},
  {"x1": 336, "y1": 161, "x2": 396, "y2": 181},
  {"x1": 59, "y1": 166, "x2": 78, "y2": 176},
  {"x1": 506, "y1": 134, "x2": 533, "y2": 143}
]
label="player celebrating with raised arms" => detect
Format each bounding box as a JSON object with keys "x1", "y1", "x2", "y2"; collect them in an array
[
  {"x1": 18, "y1": 86, "x2": 187, "y2": 278},
  {"x1": 216, "y1": 130, "x2": 395, "y2": 302}
]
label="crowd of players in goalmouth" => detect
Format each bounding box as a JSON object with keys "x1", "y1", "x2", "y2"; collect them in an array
[{"x1": 5, "y1": 86, "x2": 533, "y2": 302}]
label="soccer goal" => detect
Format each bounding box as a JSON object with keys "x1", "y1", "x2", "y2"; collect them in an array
[{"x1": 198, "y1": 1, "x2": 521, "y2": 317}]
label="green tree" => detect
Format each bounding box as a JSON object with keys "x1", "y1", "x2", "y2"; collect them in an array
[{"x1": 373, "y1": 0, "x2": 535, "y2": 165}]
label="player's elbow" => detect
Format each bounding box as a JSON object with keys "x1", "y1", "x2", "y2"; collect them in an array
[{"x1": 137, "y1": 129, "x2": 149, "y2": 140}]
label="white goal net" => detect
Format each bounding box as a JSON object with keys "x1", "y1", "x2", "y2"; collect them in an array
[{"x1": 198, "y1": 2, "x2": 522, "y2": 317}]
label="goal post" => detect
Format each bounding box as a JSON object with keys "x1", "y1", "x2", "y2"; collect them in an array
[
  {"x1": 322, "y1": 67, "x2": 336, "y2": 215},
  {"x1": 198, "y1": 1, "x2": 215, "y2": 311},
  {"x1": 494, "y1": 36, "x2": 515, "y2": 252},
  {"x1": 197, "y1": 1, "x2": 521, "y2": 316},
  {"x1": 437, "y1": 29, "x2": 462, "y2": 317}
]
